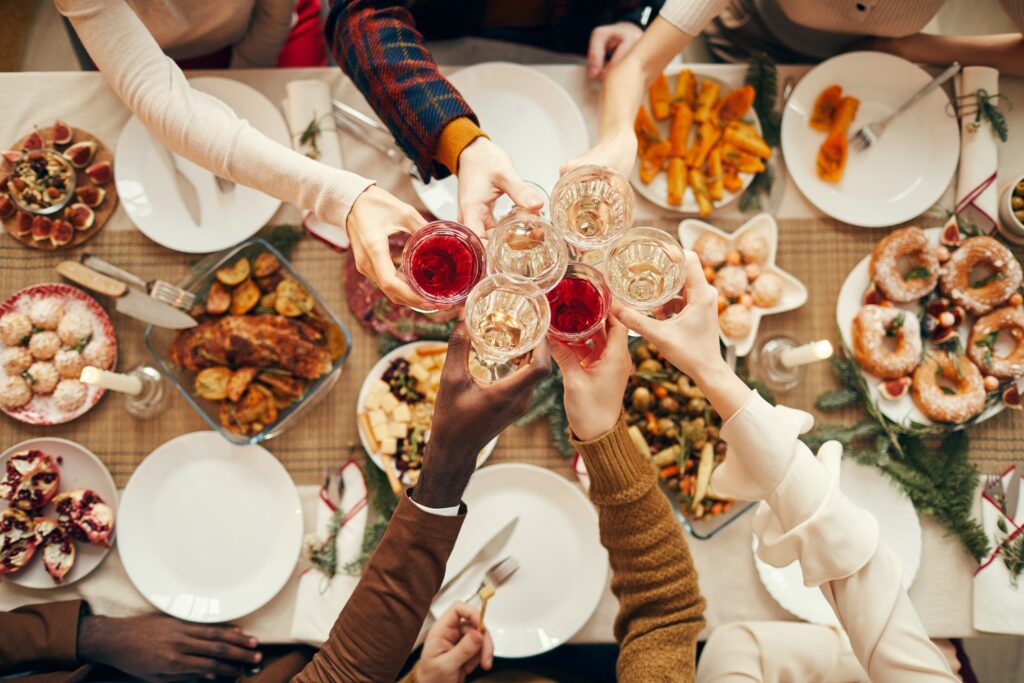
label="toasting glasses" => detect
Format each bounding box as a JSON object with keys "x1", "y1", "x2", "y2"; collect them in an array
[
  {"x1": 401, "y1": 220, "x2": 486, "y2": 310},
  {"x1": 546, "y1": 263, "x2": 611, "y2": 345},
  {"x1": 465, "y1": 273, "x2": 551, "y2": 380},
  {"x1": 485, "y1": 208, "x2": 569, "y2": 294},
  {"x1": 551, "y1": 165, "x2": 635, "y2": 252},
  {"x1": 604, "y1": 226, "x2": 686, "y2": 312}
]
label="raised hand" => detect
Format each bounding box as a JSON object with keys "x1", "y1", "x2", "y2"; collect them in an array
[
  {"x1": 560, "y1": 130, "x2": 637, "y2": 180},
  {"x1": 587, "y1": 21, "x2": 644, "y2": 80},
  {"x1": 456, "y1": 138, "x2": 544, "y2": 235},
  {"x1": 416, "y1": 602, "x2": 494, "y2": 683}
]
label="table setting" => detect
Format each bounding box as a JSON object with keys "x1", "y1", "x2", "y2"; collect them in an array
[{"x1": 2, "y1": 50, "x2": 1024, "y2": 658}]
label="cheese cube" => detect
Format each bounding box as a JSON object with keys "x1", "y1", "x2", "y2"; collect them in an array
[
  {"x1": 365, "y1": 392, "x2": 383, "y2": 410},
  {"x1": 369, "y1": 421, "x2": 389, "y2": 444},
  {"x1": 393, "y1": 403, "x2": 411, "y2": 423},
  {"x1": 380, "y1": 437, "x2": 398, "y2": 455},
  {"x1": 409, "y1": 363, "x2": 430, "y2": 382},
  {"x1": 368, "y1": 409, "x2": 387, "y2": 427},
  {"x1": 389, "y1": 422, "x2": 409, "y2": 439},
  {"x1": 369, "y1": 380, "x2": 390, "y2": 397},
  {"x1": 380, "y1": 392, "x2": 400, "y2": 413}
]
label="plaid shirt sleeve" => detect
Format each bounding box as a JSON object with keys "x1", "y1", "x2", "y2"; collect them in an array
[{"x1": 325, "y1": 0, "x2": 478, "y2": 182}]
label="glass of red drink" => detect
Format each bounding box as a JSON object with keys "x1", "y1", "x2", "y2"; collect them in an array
[
  {"x1": 401, "y1": 221, "x2": 486, "y2": 309},
  {"x1": 546, "y1": 263, "x2": 611, "y2": 345}
]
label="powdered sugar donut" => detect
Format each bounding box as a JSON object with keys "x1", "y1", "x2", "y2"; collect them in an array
[
  {"x1": 869, "y1": 227, "x2": 938, "y2": 303},
  {"x1": 911, "y1": 351, "x2": 986, "y2": 423},
  {"x1": 0, "y1": 376, "x2": 31, "y2": 409},
  {"x1": 737, "y1": 231, "x2": 770, "y2": 264},
  {"x1": 939, "y1": 236, "x2": 1023, "y2": 316},
  {"x1": 751, "y1": 272, "x2": 783, "y2": 308},
  {"x1": 714, "y1": 266, "x2": 749, "y2": 299},
  {"x1": 52, "y1": 379, "x2": 87, "y2": 412},
  {"x1": 852, "y1": 305, "x2": 922, "y2": 379},
  {"x1": 54, "y1": 348, "x2": 87, "y2": 379},
  {"x1": 82, "y1": 339, "x2": 114, "y2": 370},
  {"x1": 968, "y1": 307, "x2": 1024, "y2": 379},
  {"x1": 719, "y1": 303, "x2": 753, "y2": 338}
]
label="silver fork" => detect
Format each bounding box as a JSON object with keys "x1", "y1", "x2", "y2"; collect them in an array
[
  {"x1": 849, "y1": 62, "x2": 960, "y2": 152},
  {"x1": 463, "y1": 556, "x2": 520, "y2": 603},
  {"x1": 82, "y1": 255, "x2": 197, "y2": 311}
]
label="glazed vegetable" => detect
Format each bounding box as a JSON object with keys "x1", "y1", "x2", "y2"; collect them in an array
[
  {"x1": 640, "y1": 140, "x2": 672, "y2": 184},
  {"x1": 686, "y1": 121, "x2": 720, "y2": 168},
  {"x1": 669, "y1": 103, "x2": 693, "y2": 157},
  {"x1": 723, "y1": 121, "x2": 771, "y2": 159},
  {"x1": 650, "y1": 73, "x2": 672, "y2": 120},
  {"x1": 706, "y1": 147, "x2": 725, "y2": 201},
  {"x1": 667, "y1": 158, "x2": 686, "y2": 206},
  {"x1": 810, "y1": 85, "x2": 843, "y2": 131},
  {"x1": 673, "y1": 68, "x2": 697, "y2": 110},
  {"x1": 717, "y1": 84, "x2": 755, "y2": 123},
  {"x1": 693, "y1": 79, "x2": 721, "y2": 122},
  {"x1": 688, "y1": 168, "x2": 713, "y2": 217},
  {"x1": 815, "y1": 96, "x2": 859, "y2": 183},
  {"x1": 720, "y1": 143, "x2": 766, "y2": 174},
  {"x1": 635, "y1": 106, "x2": 661, "y2": 156}
]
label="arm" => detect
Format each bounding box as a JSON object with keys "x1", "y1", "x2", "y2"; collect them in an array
[
  {"x1": 231, "y1": 0, "x2": 297, "y2": 68},
  {"x1": 0, "y1": 600, "x2": 82, "y2": 674}
]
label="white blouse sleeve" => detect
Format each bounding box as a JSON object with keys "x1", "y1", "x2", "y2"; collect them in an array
[
  {"x1": 55, "y1": 0, "x2": 374, "y2": 230},
  {"x1": 231, "y1": 0, "x2": 297, "y2": 69},
  {"x1": 657, "y1": 0, "x2": 730, "y2": 36}
]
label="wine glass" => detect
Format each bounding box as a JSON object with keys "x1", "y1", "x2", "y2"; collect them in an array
[
  {"x1": 465, "y1": 273, "x2": 551, "y2": 380},
  {"x1": 485, "y1": 208, "x2": 569, "y2": 293},
  {"x1": 546, "y1": 263, "x2": 611, "y2": 345},
  {"x1": 604, "y1": 226, "x2": 686, "y2": 312},
  {"x1": 551, "y1": 165, "x2": 636, "y2": 252},
  {"x1": 401, "y1": 220, "x2": 486, "y2": 310}
]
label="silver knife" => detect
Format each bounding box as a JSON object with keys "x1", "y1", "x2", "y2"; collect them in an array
[
  {"x1": 1005, "y1": 464, "x2": 1021, "y2": 519},
  {"x1": 154, "y1": 143, "x2": 201, "y2": 226},
  {"x1": 56, "y1": 261, "x2": 197, "y2": 329},
  {"x1": 437, "y1": 517, "x2": 518, "y2": 596}
]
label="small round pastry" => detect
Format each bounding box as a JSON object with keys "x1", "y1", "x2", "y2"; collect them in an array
[
  {"x1": 83, "y1": 338, "x2": 114, "y2": 370},
  {"x1": 737, "y1": 231, "x2": 770, "y2": 264},
  {"x1": 1, "y1": 346, "x2": 32, "y2": 374},
  {"x1": 694, "y1": 233, "x2": 729, "y2": 268},
  {"x1": 719, "y1": 303, "x2": 753, "y2": 338},
  {"x1": 714, "y1": 265, "x2": 749, "y2": 299},
  {"x1": 52, "y1": 379, "x2": 87, "y2": 412},
  {"x1": 0, "y1": 312, "x2": 31, "y2": 346},
  {"x1": 939, "y1": 236, "x2": 1023, "y2": 316},
  {"x1": 751, "y1": 272, "x2": 784, "y2": 308},
  {"x1": 869, "y1": 227, "x2": 939, "y2": 303},
  {"x1": 911, "y1": 351, "x2": 986, "y2": 423},
  {"x1": 0, "y1": 376, "x2": 32, "y2": 409},
  {"x1": 54, "y1": 348, "x2": 87, "y2": 379},
  {"x1": 28, "y1": 299, "x2": 64, "y2": 330},
  {"x1": 852, "y1": 305, "x2": 922, "y2": 379},
  {"x1": 968, "y1": 307, "x2": 1024, "y2": 379},
  {"x1": 0, "y1": 508, "x2": 38, "y2": 576},
  {"x1": 25, "y1": 361, "x2": 58, "y2": 394},
  {"x1": 28, "y1": 331, "x2": 61, "y2": 360},
  {"x1": 57, "y1": 310, "x2": 93, "y2": 347}
]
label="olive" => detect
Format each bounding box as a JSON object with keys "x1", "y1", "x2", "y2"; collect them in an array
[
  {"x1": 631, "y1": 386, "x2": 653, "y2": 411},
  {"x1": 659, "y1": 396, "x2": 680, "y2": 413},
  {"x1": 633, "y1": 345, "x2": 651, "y2": 361},
  {"x1": 1016, "y1": 209, "x2": 1024, "y2": 223},
  {"x1": 688, "y1": 397, "x2": 707, "y2": 412},
  {"x1": 638, "y1": 358, "x2": 662, "y2": 373},
  {"x1": 1013, "y1": 196, "x2": 1024, "y2": 210},
  {"x1": 1016, "y1": 180, "x2": 1024, "y2": 194}
]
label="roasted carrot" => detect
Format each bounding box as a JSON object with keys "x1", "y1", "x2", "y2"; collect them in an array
[
  {"x1": 673, "y1": 68, "x2": 697, "y2": 111},
  {"x1": 634, "y1": 106, "x2": 661, "y2": 156},
  {"x1": 718, "y1": 84, "x2": 756, "y2": 123},
  {"x1": 707, "y1": 146, "x2": 725, "y2": 201},
  {"x1": 720, "y1": 143, "x2": 765, "y2": 174},
  {"x1": 686, "y1": 120, "x2": 720, "y2": 168},
  {"x1": 816, "y1": 129, "x2": 847, "y2": 183},
  {"x1": 722, "y1": 164, "x2": 743, "y2": 193},
  {"x1": 688, "y1": 168, "x2": 713, "y2": 217},
  {"x1": 650, "y1": 73, "x2": 672, "y2": 120},
  {"x1": 669, "y1": 102, "x2": 693, "y2": 157},
  {"x1": 639, "y1": 139, "x2": 671, "y2": 184},
  {"x1": 723, "y1": 121, "x2": 771, "y2": 158},
  {"x1": 809, "y1": 85, "x2": 843, "y2": 131},
  {"x1": 830, "y1": 96, "x2": 860, "y2": 134},
  {"x1": 660, "y1": 465, "x2": 681, "y2": 479},
  {"x1": 693, "y1": 79, "x2": 721, "y2": 122},
  {"x1": 667, "y1": 158, "x2": 686, "y2": 206}
]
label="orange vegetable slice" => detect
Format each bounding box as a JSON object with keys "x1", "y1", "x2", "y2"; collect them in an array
[{"x1": 809, "y1": 85, "x2": 843, "y2": 131}]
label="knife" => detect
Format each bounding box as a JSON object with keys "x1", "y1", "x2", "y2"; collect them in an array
[
  {"x1": 154, "y1": 143, "x2": 202, "y2": 226},
  {"x1": 56, "y1": 261, "x2": 197, "y2": 329},
  {"x1": 1006, "y1": 464, "x2": 1021, "y2": 519},
  {"x1": 437, "y1": 517, "x2": 518, "y2": 597}
]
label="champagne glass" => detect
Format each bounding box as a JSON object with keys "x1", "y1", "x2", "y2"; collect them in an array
[
  {"x1": 465, "y1": 273, "x2": 551, "y2": 380},
  {"x1": 401, "y1": 220, "x2": 486, "y2": 310},
  {"x1": 486, "y1": 208, "x2": 569, "y2": 293},
  {"x1": 551, "y1": 165, "x2": 635, "y2": 252},
  {"x1": 546, "y1": 263, "x2": 611, "y2": 345},
  {"x1": 604, "y1": 227, "x2": 686, "y2": 312}
]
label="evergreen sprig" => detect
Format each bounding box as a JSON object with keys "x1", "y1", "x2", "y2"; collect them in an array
[
  {"x1": 1002, "y1": 533, "x2": 1024, "y2": 586},
  {"x1": 740, "y1": 53, "x2": 780, "y2": 212},
  {"x1": 377, "y1": 318, "x2": 457, "y2": 355},
  {"x1": 342, "y1": 456, "x2": 399, "y2": 575},
  {"x1": 515, "y1": 365, "x2": 575, "y2": 457},
  {"x1": 259, "y1": 223, "x2": 304, "y2": 258}
]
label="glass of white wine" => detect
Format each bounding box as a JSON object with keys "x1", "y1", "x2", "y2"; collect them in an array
[
  {"x1": 486, "y1": 208, "x2": 569, "y2": 293},
  {"x1": 493, "y1": 180, "x2": 550, "y2": 218},
  {"x1": 551, "y1": 165, "x2": 635, "y2": 252},
  {"x1": 465, "y1": 273, "x2": 551, "y2": 381},
  {"x1": 604, "y1": 226, "x2": 686, "y2": 312}
]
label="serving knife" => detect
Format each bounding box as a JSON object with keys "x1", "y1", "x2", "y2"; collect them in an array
[
  {"x1": 437, "y1": 517, "x2": 519, "y2": 597},
  {"x1": 56, "y1": 261, "x2": 197, "y2": 329},
  {"x1": 154, "y1": 143, "x2": 202, "y2": 226}
]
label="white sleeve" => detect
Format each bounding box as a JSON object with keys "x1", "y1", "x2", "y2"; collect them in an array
[
  {"x1": 658, "y1": 0, "x2": 730, "y2": 36},
  {"x1": 231, "y1": 0, "x2": 297, "y2": 69},
  {"x1": 55, "y1": 0, "x2": 374, "y2": 230},
  {"x1": 407, "y1": 492, "x2": 460, "y2": 518}
]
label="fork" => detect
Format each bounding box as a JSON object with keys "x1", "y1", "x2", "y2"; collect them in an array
[
  {"x1": 848, "y1": 62, "x2": 960, "y2": 152},
  {"x1": 463, "y1": 556, "x2": 520, "y2": 604},
  {"x1": 82, "y1": 255, "x2": 196, "y2": 311}
]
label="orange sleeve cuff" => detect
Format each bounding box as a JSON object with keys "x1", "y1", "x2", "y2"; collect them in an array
[{"x1": 435, "y1": 117, "x2": 488, "y2": 175}]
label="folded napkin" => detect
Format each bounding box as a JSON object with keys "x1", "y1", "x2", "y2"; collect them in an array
[
  {"x1": 283, "y1": 79, "x2": 350, "y2": 251},
  {"x1": 290, "y1": 460, "x2": 368, "y2": 644},
  {"x1": 974, "y1": 466, "x2": 1024, "y2": 635},
  {"x1": 955, "y1": 66, "x2": 1000, "y2": 235}
]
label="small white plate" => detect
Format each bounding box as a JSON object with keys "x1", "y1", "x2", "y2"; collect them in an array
[
  {"x1": 835, "y1": 227, "x2": 1022, "y2": 425},
  {"x1": 441, "y1": 463, "x2": 607, "y2": 658},
  {"x1": 410, "y1": 63, "x2": 589, "y2": 222},
  {"x1": 356, "y1": 341, "x2": 496, "y2": 486},
  {"x1": 679, "y1": 213, "x2": 808, "y2": 356},
  {"x1": 118, "y1": 432, "x2": 302, "y2": 622},
  {"x1": 0, "y1": 437, "x2": 117, "y2": 588},
  {"x1": 632, "y1": 69, "x2": 762, "y2": 214},
  {"x1": 753, "y1": 456, "x2": 922, "y2": 625},
  {"x1": 781, "y1": 52, "x2": 960, "y2": 228},
  {"x1": 115, "y1": 77, "x2": 290, "y2": 253}
]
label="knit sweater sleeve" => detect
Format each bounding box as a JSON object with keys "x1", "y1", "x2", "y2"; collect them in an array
[
  {"x1": 573, "y1": 418, "x2": 706, "y2": 682},
  {"x1": 657, "y1": 0, "x2": 730, "y2": 35}
]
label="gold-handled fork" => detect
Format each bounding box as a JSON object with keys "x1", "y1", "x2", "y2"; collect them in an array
[{"x1": 464, "y1": 556, "x2": 519, "y2": 605}]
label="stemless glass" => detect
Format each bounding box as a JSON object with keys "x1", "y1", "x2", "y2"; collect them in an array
[
  {"x1": 465, "y1": 273, "x2": 551, "y2": 380},
  {"x1": 493, "y1": 180, "x2": 550, "y2": 219},
  {"x1": 604, "y1": 226, "x2": 686, "y2": 312},
  {"x1": 551, "y1": 165, "x2": 636, "y2": 252},
  {"x1": 485, "y1": 208, "x2": 569, "y2": 293},
  {"x1": 401, "y1": 220, "x2": 486, "y2": 309},
  {"x1": 546, "y1": 263, "x2": 611, "y2": 345}
]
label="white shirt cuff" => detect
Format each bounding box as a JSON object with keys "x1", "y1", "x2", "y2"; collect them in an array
[{"x1": 408, "y1": 492, "x2": 460, "y2": 517}]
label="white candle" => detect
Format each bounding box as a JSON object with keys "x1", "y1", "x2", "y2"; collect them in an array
[
  {"x1": 780, "y1": 340, "x2": 834, "y2": 369},
  {"x1": 80, "y1": 366, "x2": 143, "y2": 395}
]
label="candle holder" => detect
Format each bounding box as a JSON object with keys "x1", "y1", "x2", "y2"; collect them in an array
[
  {"x1": 751, "y1": 335, "x2": 805, "y2": 393},
  {"x1": 122, "y1": 364, "x2": 167, "y2": 419}
]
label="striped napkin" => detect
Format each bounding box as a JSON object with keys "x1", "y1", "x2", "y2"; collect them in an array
[
  {"x1": 974, "y1": 466, "x2": 1024, "y2": 634},
  {"x1": 955, "y1": 67, "x2": 1000, "y2": 235}
]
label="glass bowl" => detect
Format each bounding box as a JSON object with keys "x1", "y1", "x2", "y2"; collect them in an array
[
  {"x1": 663, "y1": 484, "x2": 756, "y2": 540},
  {"x1": 145, "y1": 238, "x2": 352, "y2": 445},
  {"x1": 8, "y1": 149, "x2": 77, "y2": 216}
]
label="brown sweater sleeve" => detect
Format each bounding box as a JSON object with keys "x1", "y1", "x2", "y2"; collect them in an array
[
  {"x1": 293, "y1": 494, "x2": 464, "y2": 683},
  {"x1": 573, "y1": 418, "x2": 706, "y2": 682},
  {"x1": 0, "y1": 600, "x2": 83, "y2": 674}
]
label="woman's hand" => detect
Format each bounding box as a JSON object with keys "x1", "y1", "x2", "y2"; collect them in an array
[
  {"x1": 416, "y1": 603, "x2": 494, "y2": 683},
  {"x1": 588, "y1": 22, "x2": 644, "y2": 80},
  {"x1": 560, "y1": 129, "x2": 637, "y2": 179},
  {"x1": 346, "y1": 185, "x2": 429, "y2": 308},
  {"x1": 550, "y1": 317, "x2": 632, "y2": 441},
  {"x1": 457, "y1": 137, "x2": 545, "y2": 234}
]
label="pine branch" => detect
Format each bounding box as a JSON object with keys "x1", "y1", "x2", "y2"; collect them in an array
[{"x1": 259, "y1": 224, "x2": 304, "y2": 258}]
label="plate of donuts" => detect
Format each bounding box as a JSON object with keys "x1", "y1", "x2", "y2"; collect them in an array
[{"x1": 837, "y1": 225, "x2": 1024, "y2": 426}]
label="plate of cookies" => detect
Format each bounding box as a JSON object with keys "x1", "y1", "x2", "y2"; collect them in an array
[{"x1": 837, "y1": 224, "x2": 1024, "y2": 426}]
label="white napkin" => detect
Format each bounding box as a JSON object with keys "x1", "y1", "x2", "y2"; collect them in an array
[
  {"x1": 955, "y1": 66, "x2": 1000, "y2": 235},
  {"x1": 283, "y1": 79, "x2": 350, "y2": 250},
  {"x1": 289, "y1": 460, "x2": 368, "y2": 644},
  {"x1": 973, "y1": 467, "x2": 1024, "y2": 635}
]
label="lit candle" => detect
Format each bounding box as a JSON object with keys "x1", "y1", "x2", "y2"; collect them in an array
[
  {"x1": 80, "y1": 366, "x2": 143, "y2": 395},
  {"x1": 780, "y1": 340, "x2": 833, "y2": 369}
]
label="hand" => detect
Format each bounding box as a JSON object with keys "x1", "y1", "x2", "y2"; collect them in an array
[
  {"x1": 413, "y1": 322, "x2": 551, "y2": 508},
  {"x1": 560, "y1": 129, "x2": 637, "y2": 179},
  {"x1": 77, "y1": 614, "x2": 261, "y2": 681},
  {"x1": 588, "y1": 22, "x2": 644, "y2": 80},
  {"x1": 347, "y1": 185, "x2": 429, "y2": 307},
  {"x1": 416, "y1": 602, "x2": 494, "y2": 683},
  {"x1": 550, "y1": 317, "x2": 632, "y2": 440},
  {"x1": 456, "y1": 137, "x2": 544, "y2": 235}
]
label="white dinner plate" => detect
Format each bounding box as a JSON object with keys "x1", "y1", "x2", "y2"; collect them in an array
[
  {"x1": 410, "y1": 62, "x2": 589, "y2": 221},
  {"x1": 440, "y1": 464, "x2": 607, "y2": 658},
  {"x1": 118, "y1": 432, "x2": 302, "y2": 622},
  {"x1": 781, "y1": 52, "x2": 959, "y2": 228},
  {"x1": 836, "y1": 227, "x2": 1022, "y2": 426},
  {"x1": 0, "y1": 438, "x2": 117, "y2": 588},
  {"x1": 115, "y1": 77, "x2": 290, "y2": 253},
  {"x1": 753, "y1": 457, "x2": 922, "y2": 625}
]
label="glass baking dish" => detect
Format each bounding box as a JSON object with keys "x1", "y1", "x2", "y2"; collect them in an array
[
  {"x1": 660, "y1": 481, "x2": 756, "y2": 540},
  {"x1": 145, "y1": 238, "x2": 352, "y2": 445}
]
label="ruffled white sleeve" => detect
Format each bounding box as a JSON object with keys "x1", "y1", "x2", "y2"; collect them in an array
[
  {"x1": 657, "y1": 0, "x2": 730, "y2": 36},
  {"x1": 55, "y1": 0, "x2": 374, "y2": 230}
]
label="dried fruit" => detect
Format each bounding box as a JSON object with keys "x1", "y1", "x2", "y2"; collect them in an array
[
  {"x1": 84, "y1": 160, "x2": 112, "y2": 185},
  {"x1": 49, "y1": 219, "x2": 74, "y2": 247},
  {"x1": 932, "y1": 325, "x2": 958, "y2": 345},
  {"x1": 0, "y1": 195, "x2": 13, "y2": 220},
  {"x1": 879, "y1": 377, "x2": 911, "y2": 400},
  {"x1": 64, "y1": 141, "x2": 97, "y2": 168},
  {"x1": 20, "y1": 131, "x2": 44, "y2": 151},
  {"x1": 1003, "y1": 384, "x2": 1021, "y2": 410},
  {"x1": 14, "y1": 211, "x2": 32, "y2": 236},
  {"x1": 2, "y1": 150, "x2": 22, "y2": 165},
  {"x1": 940, "y1": 215, "x2": 961, "y2": 247},
  {"x1": 31, "y1": 216, "x2": 52, "y2": 241},
  {"x1": 65, "y1": 203, "x2": 95, "y2": 231},
  {"x1": 926, "y1": 298, "x2": 951, "y2": 317},
  {"x1": 983, "y1": 375, "x2": 1000, "y2": 392},
  {"x1": 74, "y1": 185, "x2": 105, "y2": 208}
]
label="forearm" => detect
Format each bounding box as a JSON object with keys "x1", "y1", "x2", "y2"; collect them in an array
[
  {"x1": 0, "y1": 600, "x2": 82, "y2": 673},
  {"x1": 688, "y1": 357, "x2": 753, "y2": 423},
  {"x1": 231, "y1": 0, "x2": 296, "y2": 68},
  {"x1": 872, "y1": 33, "x2": 1024, "y2": 77}
]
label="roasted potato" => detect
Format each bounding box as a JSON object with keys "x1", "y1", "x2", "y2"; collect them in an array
[
  {"x1": 259, "y1": 292, "x2": 277, "y2": 310},
  {"x1": 257, "y1": 370, "x2": 305, "y2": 400},
  {"x1": 252, "y1": 252, "x2": 281, "y2": 278},
  {"x1": 255, "y1": 271, "x2": 285, "y2": 294},
  {"x1": 205, "y1": 282, "x2": 231, "y2": 315},
  {"x1": 323, "y1": 322, "x2": 348, "y2": 361},
  {"x1": 230, "y1": 279, "x2": 261, "y2": 315},
  {"x1": 227, "y1": 367, "x2": 257, "y2": 403},
  {"x1": 275, "y1": 279, "x2": 314, "y2": 317},
  {"x1": 195, "y1": 367, "x2": 232, "y2": 401},
  {"x1": 234, "y1": 384, "x2": 275, "y2": 424},
  {"x1": 215, "y1": 257, "x2": 251, "y2": 286}
]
